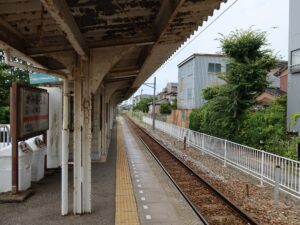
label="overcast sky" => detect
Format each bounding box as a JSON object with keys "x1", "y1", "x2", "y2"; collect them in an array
[{"x1": 127, "y1": 0, "x2": 289, "y2": 103}]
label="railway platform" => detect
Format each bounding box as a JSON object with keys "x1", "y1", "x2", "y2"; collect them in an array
[
  {"x1": 118, "y1": 117, "x2": 202, "y2": 225},
  {"x1": 0, "y1": 117, "x2": 202, "y2": 225}
]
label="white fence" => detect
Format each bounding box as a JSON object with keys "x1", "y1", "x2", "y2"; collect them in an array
[
  {"x1": 142, "y1": 116, "x2": 300, "y2": 199},
  {"x1": 0, "y1": 124, "x2": 11, "y2": 149}
]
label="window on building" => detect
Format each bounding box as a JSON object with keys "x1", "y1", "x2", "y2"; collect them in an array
[
  {"x1": 208, "y1": 63, "x2": 222, "y2": 73},
  {"x1": 208, "y1": 63, "x2": 214, "y2": 72},
  {"x1": 226, "y1": 64, "x2": 231, "y2": 71},
  {"x1": 215, "y1": 63, "x2": 221, "y2": 72},
  {"x1": 187, "y1": 88, "x2": 192, "y2": 99},
  {"x1": 291, "y1": 49, "x2": 300, "y2": 73}
]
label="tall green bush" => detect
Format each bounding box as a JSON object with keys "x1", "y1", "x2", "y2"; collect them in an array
[
  {"x1": 160, "y1": 103, "x2": 171, "y2": 114},
  {"x1": 133, "y1": 97, "x2": 154, "y2": 113},
  {"x1": 239, "y1": 96, "x2": 286, "y2": 150},
  {"x1": 189, "y1": 29, "x2": 277, "y2": 140},
  {"x1": 0, "y1": 106, "x2": 9, "y2": 124},
  {"x1": 189, "y1": 109, "x2": 202, "y2": 132}
]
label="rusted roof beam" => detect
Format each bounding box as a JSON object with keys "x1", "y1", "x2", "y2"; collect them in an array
[
  {"x1": 41, "y1": 0, "x2": 89, "y2": 60},
  {"x1": 88, "y1": 36, "x2": 155, "y2": 49},
  {"x1": 104, "y1": 75, "x2": 137, "y2": 84},
  {"x1": 0, "y1": 1, "x2": 42, "y2": 14},
  {"x1": 109, "y1": 66, "x2": 140, "y2": 77},
  {"x1": 0, "y1": 17, "x2": 49, "y2": 70},
  {"x1": 153, "y1": 0, "x2": 185, "y2": 39},
  {"x1": 0, "y1": 17, "x2": 27, "y2": 52}
]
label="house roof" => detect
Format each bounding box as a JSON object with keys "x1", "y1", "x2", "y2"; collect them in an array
[
  {"x1": 265, "y1": 88, "x2": 286, "y2": 95},
  {"x1": 147, "y1": 99, "x2": 169, "y2": 105},
  {"x1": 178, "y1": 53, "x2": 225, "y2": 68},
  {"x1": 268, "y1": 61, "x2": 288, "y2": 77}
]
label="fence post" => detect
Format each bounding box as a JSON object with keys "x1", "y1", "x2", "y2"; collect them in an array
[
  {"x1": 274, "y1": 165, "x2": 281, "y2": 205},
  {"x1": 259, "y1": 151, "x2": 265, "y2": 187},
  {"x1": 223, "y1": 140, "x2": 227, "y2": 167},
  {"x1": 186, "y1": 130, "x2": 189, "y2": 148},
  {"x1": 298, "y1": 165, "x2": 300, "y2": 195}
]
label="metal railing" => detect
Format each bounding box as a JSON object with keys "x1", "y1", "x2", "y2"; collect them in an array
[
  {"x1": 142, "y1": 116, "x2": 300, "y2": 199},
  {"x1": 0, "y1": 124, "x2": 11, "y2": 149}
]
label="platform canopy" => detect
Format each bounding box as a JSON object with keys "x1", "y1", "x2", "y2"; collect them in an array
[{"x1": 0, "y1": 0, "x2": 225, "y2": 102}]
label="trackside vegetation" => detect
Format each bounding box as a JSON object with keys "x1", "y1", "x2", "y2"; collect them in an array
[{"x1": 189, "y1": 29, "x2": 300, "y2": 159}]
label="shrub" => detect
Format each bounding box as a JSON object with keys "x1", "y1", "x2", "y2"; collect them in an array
[
  {"x1": 0, "y1": 106, "x2": 9, "y2": 124},
  {"x1": 160, "y1": 103, "x2": 171, "y2": 114}
]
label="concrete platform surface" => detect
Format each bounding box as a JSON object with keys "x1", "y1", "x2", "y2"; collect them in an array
[
  {"x1": 0, "y1": 124, "x2": 117, "y2": 225},
  {"x1": 0, "y1": 119, "x2": 204, "y2": 225},
  {"x1": 120, "y1": 117, "x2": 203, "y2": 225}
]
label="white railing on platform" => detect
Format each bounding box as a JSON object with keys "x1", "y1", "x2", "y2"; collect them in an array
[
  {"x1": 0, "y1": 124, "x2": 11, "y2": 149},
  {"x1": 142, "y1": 116, "x2": 300, "y2": 199}
]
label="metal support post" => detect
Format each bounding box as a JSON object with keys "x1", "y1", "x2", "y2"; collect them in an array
[
  {"x1": 223, "y1": 140, "x2": 227, "y2": 167},
  {"x1": 259, "y1": 151, "x2": 265, "y2": 187},
  {"x1": 274, "y1": 165, "x2": 281, "y2": 205},
  {"x1": 183, "y1": 136, "x2": 186, "y2": 150},
  {"x1": 10, "y1": 83, "x2": 19, "y2": 194},
  {"x1": 186, "y1": 131, "x2": 189, "y2": 148},
  {"x1": 42, "y1": 131, "x2": 47, "y2": 171},
  {"x1": 297, "y1": 143, "x2": 300, "y2": 160},
  {"x1": 152, "y1": 77, "x2": 156, "y2": 130},
  {"x1": 298, "y1": 166, "x2": 300, "y2": 194},
  {"x1": 61, "y1": 79, "x2": 69, "y2": 215}
]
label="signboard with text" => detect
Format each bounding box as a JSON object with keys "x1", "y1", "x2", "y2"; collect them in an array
[
  {"x1": 20, "y1": 87, "x2": 49, "y2": 138},
  {"x1": 10, "y1": 83, "x2": 49, "y2": 193}
]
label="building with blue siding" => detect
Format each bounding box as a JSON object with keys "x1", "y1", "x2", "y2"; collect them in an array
[{"x1": 177, "y1": 54, "x2": 228, "y2": 109}]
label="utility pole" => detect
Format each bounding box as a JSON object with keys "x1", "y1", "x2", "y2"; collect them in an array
[{"x1": 152, "y1": 77, "x2": 156, "y2": 130}]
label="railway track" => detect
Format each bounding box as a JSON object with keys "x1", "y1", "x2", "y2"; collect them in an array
[{"x1": 125, "y1": 116, "x2": 259, "y2": 225}]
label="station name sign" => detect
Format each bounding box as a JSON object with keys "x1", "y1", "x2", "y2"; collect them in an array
[{"x1": 11, "y1": 83, "x2": 49, "y2": 139}]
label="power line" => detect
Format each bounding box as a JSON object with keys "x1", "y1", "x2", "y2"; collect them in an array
[{"x1": 154, "y1": 0, "x2": 240, "y2": 74}]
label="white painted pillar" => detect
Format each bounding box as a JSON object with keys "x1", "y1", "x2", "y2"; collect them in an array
[
  {"x1": 82, "y1": 70, "x2": 92, "y2": 213},
  {"x1": 73, "y1": 62, "x2": 92, "y2": 214},
  {"x1": 99, "y1": 92, "x2": 104, "y2": 157},
  {"x1": 98, "y1": 92, "x2": 103, "y2": 158},
  {"x1": 100, "y1": 93, "x2": 106, "y2": 158},
  {"x1": 73, "y1": 69, "x2": 82, "y2": 214},
  {"x1": 61, "y1": 79, "x2": 70, "y2": 215}
]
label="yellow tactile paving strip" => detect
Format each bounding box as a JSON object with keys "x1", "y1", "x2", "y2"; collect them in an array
[{"x1": 115, "y1": 123, "x2": 140, "y2": 225}]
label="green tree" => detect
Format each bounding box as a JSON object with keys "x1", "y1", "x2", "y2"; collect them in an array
[
  {"x1": 133, "y1": 97, "x2": 154, "y2": 113},
  {"x1": 239, "y1": 96, "x2": 286, "y2": 150},
  {"x1": 0, "y1": 63, "x2": 30, "y2": 106},
  {"x1": 0, "y1": 53, "x2": 30, "y2": 123},
  {"x1": 239, "y1": 95, "x2": 299, "y2": 159},
  {"x1": 189, "y1": 108, "x2": 202, "y2": 131},
  {"x1": 171, "y1": 99, "x2": 177, "y2": 109},
  {"x1": 0, "y1": 106, "x2": 9, "y2": 124},
  {"x1": 190, "y1": 29, "x2": 277, "y2": 140},
  {"x1": 160, "y1": 103, "x2": 171, "y2": 114}
]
